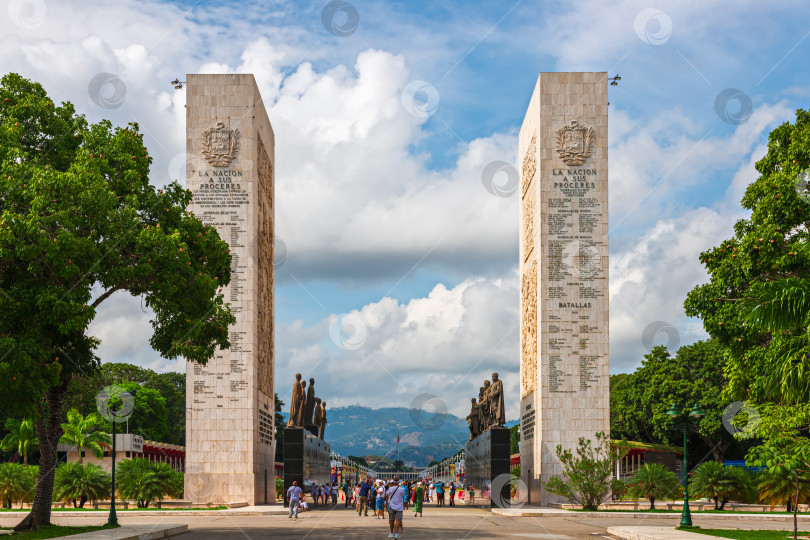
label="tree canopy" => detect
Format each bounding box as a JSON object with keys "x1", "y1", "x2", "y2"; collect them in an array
[
  {"x1": 0, "y1": 73, "x2": 234, "y2": 530},
  {"x1": 684, "y1": 109, "x2": 810, "y2": 403},
  {"x1": 610, "y1": 340, "x2": 740, "y2": 461}
]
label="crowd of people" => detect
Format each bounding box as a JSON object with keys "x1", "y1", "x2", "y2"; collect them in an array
[{"x1": 286, "y1": 477, "x2": 472, "y2": 538}]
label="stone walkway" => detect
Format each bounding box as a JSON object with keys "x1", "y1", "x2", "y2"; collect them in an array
[
  {"x1": 60, "y1": 524, "x2": 187, "y2": 539},
  {"x1": 607, "y1": 526, "x2": 725, "y2": 540}
]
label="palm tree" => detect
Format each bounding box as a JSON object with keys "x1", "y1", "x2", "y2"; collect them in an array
[
  {"x1": 740, "y1": 277, "x2": 810, "y2": 402},
  {"x1": 0, "y1": 463, "x2": 37, "y2": 509},
  {"x1": 116, "y1": 458, "x2": 180, "y2": 508},
  {"x1": 690, "y1": 462, "x2": 755, "y2": 510},
  {"x1": 758, "y1": 467, "x2": 810, "y2": 511},
  {"x1": 0, "y1": 418, "x2": 38, "y2": 466},
  {"x1": 59, "y1": 409, "x2": 112, "y2": 464},
  {"x1": 0, "y1": 463, "x2": 25, "y2": 509},
  {"x1": 151, "y1": 462, "x2": 183, "y2": 507},
  {"x1": 53, "y1": 462, "x2": 111, "y2": 508},
  {"x1": 627, "y1": 463, "x2": 680, "y2": 510}
]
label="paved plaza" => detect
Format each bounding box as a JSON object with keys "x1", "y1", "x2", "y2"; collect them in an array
[{"x1": 2, "y1": 503, "x2": 806, "y2": 539}]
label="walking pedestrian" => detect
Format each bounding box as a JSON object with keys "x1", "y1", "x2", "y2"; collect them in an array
[
  {"x1": 385, "y1": 477, "x2": 405, "y2": 539},
  {"x1": 449, "y1": 482, "x2": 456, "y2": 507},
  {"x1": 311, "y1": 483, "x2": 318, "y2": 507},
  {"x1": 413, "y1": 481, "x2": 424, "y2": 517},
  {"x1": 331, "y1": 483, "x2": 338, "y2": 506},
  {"x1": 368, "y1": 480, "x2": 377, "y2": 518},
  {"x1": 375, "y1": 481, "x2": 385, "y2": 518},
  {"x1": 287, "y1": 481, "x2": 303, "y2": 519},
  {"x1": 435, "y1": 480, "x2": 444, "y2": 507},
  {"x1": 469, "y1": 484, "x2": 476, "y2": 504},
  {"x1": 343, "y1": 481, "x2": 351, "y2": 507},
  {"x1": 358, "y1": 477, "x2": 371, "y2": 516}
]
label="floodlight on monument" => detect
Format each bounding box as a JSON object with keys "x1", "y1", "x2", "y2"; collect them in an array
[
  {"x1": 609, "y1": 75, "x2": 621, "y2": 86},
  {"x1": 171, "y1": 79, "x2": 186, "y2": 90}
]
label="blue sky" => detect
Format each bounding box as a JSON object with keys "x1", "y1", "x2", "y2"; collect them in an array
[{"x1": 3, "y1": 0, "x2": 810, "y2": 419}]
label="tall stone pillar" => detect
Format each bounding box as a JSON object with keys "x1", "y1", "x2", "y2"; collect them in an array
[
  {"x1": 185, "y1": 74, "x2": 275, "y2": 505},
  {"x1": 519, "y1": 73, "x2": 610, "y2": 506}
]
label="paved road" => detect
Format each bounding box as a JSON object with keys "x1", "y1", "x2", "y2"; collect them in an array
[{"x1": 1, "y1": 503, "x2": 805, "y2": 539}]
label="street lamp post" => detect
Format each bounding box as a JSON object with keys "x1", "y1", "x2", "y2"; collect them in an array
[
  {"x1": 96, "y1": 386, "x2": 134, "y2": 527},
  {"x1": 108, "y1": 417, "x2": 118, "y2": 526},
  {"x1": 666, "y1": 403, "x2": 704, "y2": 527}
]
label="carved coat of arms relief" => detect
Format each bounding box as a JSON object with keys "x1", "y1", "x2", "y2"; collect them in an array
[
  {"x1": 202, "y1": 122, "x2": 240, "y2": 167},
  {"x1": 555, "y1": 120, "x2": 595, "y2": 166}
]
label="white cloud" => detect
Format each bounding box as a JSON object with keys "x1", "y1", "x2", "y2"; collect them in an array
[
  {"x1": 4, "y1": 0, "x2": 805, "y2": 425},
  {"x1": 277, "y1": 277, "x2": 520, "y2": 419}
]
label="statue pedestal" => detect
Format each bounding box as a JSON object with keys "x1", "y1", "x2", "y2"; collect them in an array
[
  {"x1": 464, "y1": 426, "x2": 511, "y2": 508},
  {"x1": 282, "y1": 427, "x2": 331, "y2": 507}
]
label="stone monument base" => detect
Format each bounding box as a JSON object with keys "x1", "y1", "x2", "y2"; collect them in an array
[
  {"x1": 464, "y1": 426, "x2": 511, "y2": 508},
  {"x1": 283, "y1": 427, "x2": 331, "y2": 507}
]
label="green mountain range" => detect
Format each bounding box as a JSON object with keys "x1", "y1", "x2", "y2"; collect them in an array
[{"x1": 311, "y1": 405, "x2": 517, "y2": 466}]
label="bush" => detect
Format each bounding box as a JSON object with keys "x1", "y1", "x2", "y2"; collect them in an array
[
  {"x1": 116, "y1": 458, "x2": 182, "y2": 508},
  {"x1": 0, "y1": 463, "x2": 36, "y2": 508},
  {"x1": 628, "y1": 463, "x2": 680, "y2": 510},
  {"x1": 53, "y1": 462, "x2": 110, "y2": 508},
  {"x1": 611, "y1": 478, "x2": 629, "y2": 500},
  {"x1": 690, "y1": 462, "x2": 756, "y2": 510},
  {"x1": 543, "y1": 432, "x2": 627, "y2": 510}
]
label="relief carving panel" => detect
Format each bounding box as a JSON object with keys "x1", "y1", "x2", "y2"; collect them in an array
[
  {"x1": 256, "y1": 136, "x2": 274, "y2": 399},
  {"x1": 521, "y1": 259, "x2": 537, "y2": 397},
  {"x1": 521, "y1": 136, "x2": 537, "y2": 198}
]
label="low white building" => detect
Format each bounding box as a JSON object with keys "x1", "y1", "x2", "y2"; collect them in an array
[{"x1": 57, "y1": 434, "x2": 185, "y2": 473}]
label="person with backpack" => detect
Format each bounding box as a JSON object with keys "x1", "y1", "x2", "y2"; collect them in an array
[
  {"x1": 449, "y1": 482, "x2": 456, "y2": 507},
  {"x1": 287, "y1": 481, "x2": 303, "y2": 519},
  {"x1": 385, "y1": 477, "x2": 405, "y2": 539}
]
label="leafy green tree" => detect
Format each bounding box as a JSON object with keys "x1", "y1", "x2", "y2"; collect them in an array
[
  {"x1": 610, "y1": 341, "x2": 737, "y2": 461},
  {"x1": 116, "y1": 458, "x2": 180, "y2": 508},
  {"x1": 684, "y1": 109, "x2": 810, "y2": 403},
  {"x1": 274, "y1": 393, "x2": 284, "y2": 462},
  {"x1": 543, "y1": 432, "x2": 626, "y2": 510},
  {"x1": 0, "y1": 419, "x2": 38, "y2": 466},
  {"x1": 65, "y1": 364, "x2": 185, "y2": 445},
  {"x1": 348, "y1": 455, "x2": 368, "y2": 467},
  {"x1": 59, "y1": 409, "x2": 111, "y2": 464},
  {"x1": 611, "y1": 478, "x2": 628, "y2": 501},
  {"x1": 627, "y1": 463, "x2": 680, "y2": 510},
  {"x1": 690, "y1": 461, "x2": 755, "y2": 510},
  {"x1": 53, "y1": 462, "x2": 109, "y2": 508},
  {"x1": 509, "y1": 424, "x2": 520, "y2": 454},
  {"x1": 97, "y1": 382, "x2": 168, "y2": 441},
  {"x1": 143, "y1": 371, "x2": 185, "y2": 445},
  {"x1": 0, "y1": 74, "x2": 234, "y2": 530},
  {"x1": 747, "y1": 403, "x2": 810, "y2": 540}
]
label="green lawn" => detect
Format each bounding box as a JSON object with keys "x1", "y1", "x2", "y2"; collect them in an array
[
  {"x1": 0, "y1": 505, "x2": 227, "y2": 512},
  {"x1": 685, "y1": 528, "x2": 809, "y2": 539},
  {"x1": 573, "y1": 508, "x2": 803, "y2": 515},
  {"x1": 0, "y1": 524, "x2": 117, "y2": 538}
]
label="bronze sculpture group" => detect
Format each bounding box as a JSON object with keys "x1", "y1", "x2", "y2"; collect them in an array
[
  {"x1": 466, "y1": 372, "x2": 506, "y2": 441},
  {"x1": 287, "y1": 374, "x2": 327, "y2": 439}
]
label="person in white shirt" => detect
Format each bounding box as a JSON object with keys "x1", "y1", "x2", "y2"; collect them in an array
[{"x1": 385, "y1": 477, "x2": 405, "y2": 539}]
